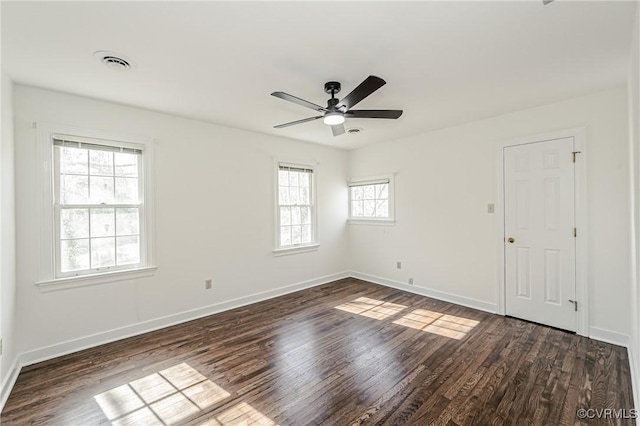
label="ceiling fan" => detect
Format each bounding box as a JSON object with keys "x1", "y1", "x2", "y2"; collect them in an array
[{"x1": 271, "y1": 75, "x2": 403, "y2": 137}]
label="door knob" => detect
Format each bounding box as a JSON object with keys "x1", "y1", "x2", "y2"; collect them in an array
[{"x1": 507, "y1": 237, "x2": 515, "y2": 243}]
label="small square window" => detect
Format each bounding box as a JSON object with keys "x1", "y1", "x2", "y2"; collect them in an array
[{"x1": 348, "y1": 175, "x2": 394, "y2": 223}]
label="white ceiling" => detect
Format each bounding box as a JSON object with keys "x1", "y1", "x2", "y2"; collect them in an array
[{"x1": 2, "y1": 1, "x2": 637, "y2": 150}]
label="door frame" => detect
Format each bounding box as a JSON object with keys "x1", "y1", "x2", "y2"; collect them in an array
[{"x1": 495, "y1": 127, "x2": 588, "y2": 336}]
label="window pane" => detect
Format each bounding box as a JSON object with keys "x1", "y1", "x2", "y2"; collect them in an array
[
  {"x1": 364, "y1": 200, "x2": 375, "y2": 216},
  {"x1": 90, "y1": 176, "x2": 115, "y2": 204},
  {"x1": 280, "y1": 226, "x2": 291, "y2": 246},
  {"x1": 116, "y1": 208, "x2": 139, "y2": 236},
  {"x1": 375, "y1": 200, "x2": 389, "y2": 217},
  {"x1": 289, "y1": 187, "x2": 299, "y2": 204},
  {"x1": 279, "y1": 187, "x2": 290, "y2": 205},
  {"x1": 289, "y1": 171, "x2": 299, "y2": 187},
  {"x1": 61, "y1": 175, "x2": 89, "y2": 204},
  {"x1": 89, "y1": 150, "x2": 114, "y2": 176},
  {"x1": 299, "y1": 187, "x2": 309, "y2": 205},
  {"x1": 280, "y1": 207, "x2": 291, "y2": 226},
  {"x1": 301, "y1": 225, "x2": 311, "y2": 243},
  {"x1": 117, "y1": 236, "x2": 140, "y2": 265},
  {"x1": 61, "y1": 147, "x2": 88, "y2": 175},
  {"x1": 115, "y1": 153, "x2": 138, "y2": 177},
  {"x1": 363, "y1": 185, "x2": 375, "y2": 200},
  {"x1": 60, "y1": 208, "x2": 89, "y2": 239},
  {"x1": 352, "y1": 186, "x2": 363, "y2": 201},
  {"x1": 300, "y1": 207, "x2": 310, "y2": 225},
  {"x1": 376, "y1": 184, "x2": 389, "y2": 200},
  {"x1": 291, "y1": 207, "x2": 301, "y2": 225},
  {"x1": 352, "y1": 200, "x2": 364, "y2": 217},
  {"x1": 278, "y1": 170, "x2": 288, "y2": 186},
  {"x1": 91, "y1": 237, "x2": 116, "y2": 268},
  {"x1": 56, "y1": 140, "x2": 146, "y2": 276},
  {"x1": 350, "y1": 183, "x2": 390, "y2": 218},
  {"x1": 115, "y1": 178, "x2": 139, "y2": 204},
  {"x1": 91, "y1": 208, "x2": 115, "y2": 237},
  {"x1": 291, "y1": 225, "x2": 302, "y2": 245},
  {"x1": 61, "y1": 239, "x2": 90, "y2": 272},
  {"x1": 299, "y1": 172, "x2": 309, "y2": 187},
  {"x1": 278, "y1": 167, "x2": 313, "y2": 248}
]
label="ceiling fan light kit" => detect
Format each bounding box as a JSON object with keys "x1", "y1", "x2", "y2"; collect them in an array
[
  {"x1": 271, "y1": 75, "x2": 403, "y2": 137},
  {"x1": 323, "y1": 112, "x2": 345, "y2": 125}
]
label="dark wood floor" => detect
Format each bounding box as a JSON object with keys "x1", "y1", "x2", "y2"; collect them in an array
[{"x1": 1, "y1": 278, "x2": 634, "y2": 425}]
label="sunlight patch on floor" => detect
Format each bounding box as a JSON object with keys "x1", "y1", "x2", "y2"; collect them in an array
[
  {"x1": 94, "y1": 362, "x2": 230, "y2": 425},
  {"x1": 212, "y1": 402, "x2": 279, "y2": 426},
  {"x1": 334, "y1": 296, "x2": 407, "y2": 320},
  {"x1": 393, "y1": 309, "x2": 479, "y2": 339}
]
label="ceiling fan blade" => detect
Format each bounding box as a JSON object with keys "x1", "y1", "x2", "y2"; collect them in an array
[
  {"x1": 346, "y1": 110, "x2": 403, "y2": 119},
  {"x1": 271, "y1": 92, "x2": 328, "y2": 112},
  {"x1": 331, "y1": 123, "x2": 346, "y2": 137},
  {"x1": 274, "y1": 116, "x2": 323, "y2": 129},
  {"x1": 336, "y1": 75, "x2": 386, "y2": 111}
]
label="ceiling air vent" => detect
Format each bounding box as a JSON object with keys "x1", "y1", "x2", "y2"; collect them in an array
[{"x1": 94, "y1": 51, "x2": 135, "y2": 71}]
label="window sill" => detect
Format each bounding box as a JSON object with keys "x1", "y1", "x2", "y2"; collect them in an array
[
  {"x1": 36, "y1": 266, "x2": 158, "y2": 292},
  {"x1": 273, "y1": 244, "x2": 320, "y2": 257},
  {"x1": 348, "y1": 218, "x2": 396, "y2": 226}
]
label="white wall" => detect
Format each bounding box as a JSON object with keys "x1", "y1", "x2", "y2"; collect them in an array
[
  {"x1": 13, "y1": 85, "x2": 349, "y2": 357},
  {"x1": 349, "y1": 87, "x2": 631, "y2": 338},
  {"x1": 627, "y1": 2, "x2": 640, "y2": 409},
  {"x1": 8, "y1": 82, "x2": 634, "y2": 369},
  {"x1": 0, "y1": 72, "x2": 16, "y2": 396}
]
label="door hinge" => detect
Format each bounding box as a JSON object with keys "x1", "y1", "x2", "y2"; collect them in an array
[
  {"x1": 569, "y1": 299, "x2": 578, "y2": 311},
  {"x1": 572, "y1": 151, "x2": 581, "y2": 163},
  {"x1": 573, "y1": 227, "x2": 577, "y2": 237}
]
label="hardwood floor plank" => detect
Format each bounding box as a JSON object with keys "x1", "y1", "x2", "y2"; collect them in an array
[{"x1": 1, "y1": 279, "x2": 634, "y2": 426}]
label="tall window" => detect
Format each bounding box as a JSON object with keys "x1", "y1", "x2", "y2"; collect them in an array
[
  {"x1": 348, "y1": 176, "x2": 394, "y2": 221},
  {"x1": 54, "y1": 137, "x2": 145, "y2": 277},
  {"x1": 277, "y1": 164, "x2": 315, "y2": 249}
]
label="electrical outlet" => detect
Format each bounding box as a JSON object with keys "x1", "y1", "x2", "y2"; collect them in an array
[
  {"x1": 488, "y1": 204, "x2": 495, "y2": 214},
  {"x1": 408, "y1": 278, "x2": 414, "y2": 285},
  {"x1": 396, "y1": 261, "x2": 402, "y2": 269},
  {"x1": 205, "y1": 279, "x2": 212, "y2": 290}
]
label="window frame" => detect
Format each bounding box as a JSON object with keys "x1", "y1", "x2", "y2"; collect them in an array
[
  {"x1": 36, "y1": 123, "x2": 156, "y2": 291},
  {"x1": 348, "y1": 174, "x2": 395, "y2": 225},
  {"x1": 273, "y1": 161, "x2": 319, "y2": 255},
  {"x1": 53, "y1": 137, "x2": 146, "y2": 278}
]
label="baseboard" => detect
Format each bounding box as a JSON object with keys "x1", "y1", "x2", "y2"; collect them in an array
[
  {"x1": 0, "y1": 355, "x2": 21, "y2": 412},
  {"x1": 589, "y1": 326, "x2": 630, "y2": 347},
  {"x1": 20, "y1": 271, "x2": 350, "y2": 367},
  {"x1": 349, "y1": 271, "x2": 498, "y2": 314}
]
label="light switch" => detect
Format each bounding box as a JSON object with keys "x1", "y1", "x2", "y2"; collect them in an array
[{"x1": 488, "y1": 204, "x2": 495, "y2": 214}]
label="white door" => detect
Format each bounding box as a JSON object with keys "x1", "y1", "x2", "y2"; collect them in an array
[{"x1": 504, "y1": 137, "x2": 576, "y2": 332}]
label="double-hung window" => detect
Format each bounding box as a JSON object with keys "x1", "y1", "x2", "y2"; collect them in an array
[
  {"x1": 53, "y1": 136, "x2": 146, "y2": 278},
  {"x1": 276, "y1": 163, "x2": 317, "y2": 251},
  {"x1": 348, "y1": 175, "x2": 394, "y2": 222}
]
